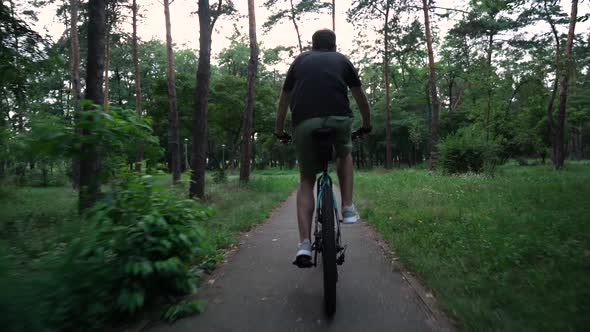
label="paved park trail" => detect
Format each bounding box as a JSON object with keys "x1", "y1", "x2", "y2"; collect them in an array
[{"x1": 148, "y1": 191, "x2": 456, "y2": 332}]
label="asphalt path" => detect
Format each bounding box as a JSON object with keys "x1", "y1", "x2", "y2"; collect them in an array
[{"x1": 148, "y1": 190, "x2": 455, "y2": 332}]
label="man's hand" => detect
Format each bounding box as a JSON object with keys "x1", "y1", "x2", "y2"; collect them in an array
[{"x1": 352, "y1": 126, "x2": 372, "y2": 140}]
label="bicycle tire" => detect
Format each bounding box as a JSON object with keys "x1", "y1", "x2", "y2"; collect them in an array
[{"x1": 321, "y1": 184, "x2": 337, "y2": 316}]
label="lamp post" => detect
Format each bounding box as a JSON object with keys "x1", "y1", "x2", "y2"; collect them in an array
[
  {"x1": 184, "y1": 138, "x2": 189, "y2": 171},
  {"x1": 221, "y1": 144, "x2": 226, "y2": 169}
]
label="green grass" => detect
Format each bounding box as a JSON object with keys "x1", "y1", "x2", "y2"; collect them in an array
[
  {"x1": 355, "y1": 162, "x2": 590, "y2": 331},
  {"x1": 150, "y1": 171, "x2": 298, "y2": 263},
  {"x1": 0, "y1": 169, "x2": 297, "y2": 330},
  {"x1": 0, "y1": 170, "x2": 297, "y2": 272},
  {"x1": 0, "y1": 186, "x2": 78, "y2": 269},
  {"x1": 0, "y1": 186, "x2": 80, "y2": 331}
]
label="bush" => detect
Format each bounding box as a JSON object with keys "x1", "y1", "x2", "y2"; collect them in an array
[
  {"x1": 213, "y1": 168, "x2": 227, "y2": 184},
  {"x1": 17, "y1": 107, "x2": 162, "y2": 186},
  {"x1": 46, "y1": 174, "x2": 211, "y2": 330},
  {"x1": 437, "y1": 127, "x2": 500, "y2": 174}
]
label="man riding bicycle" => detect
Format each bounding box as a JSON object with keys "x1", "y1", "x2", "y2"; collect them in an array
[{"x1": 274, "y1": 29, "x2": 371, "y2": 268}]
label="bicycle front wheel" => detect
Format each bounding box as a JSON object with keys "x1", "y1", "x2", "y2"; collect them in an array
[{"x1": 321, "y1": 185, "x2": 337, "y2": 316}]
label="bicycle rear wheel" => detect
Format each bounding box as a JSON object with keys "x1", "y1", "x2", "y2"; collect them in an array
[{"x1": 321, "y1": 184, "x2": 337, "y2": 316}]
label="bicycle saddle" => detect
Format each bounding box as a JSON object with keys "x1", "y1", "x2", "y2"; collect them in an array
[{"x1": 312, "y1": 128, "x2": 337, "y2": 162}]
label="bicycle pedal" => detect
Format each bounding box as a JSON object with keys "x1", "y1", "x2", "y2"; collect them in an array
[
  {"x1": 336, "y1": 245, "x2": 346, "y2": 265},
  {"x1": 293, "y1": 256, "x2": 313, "y2": 268},
  {"x1": 337, "y1": 253, "x2": 345, "y2": 265}
]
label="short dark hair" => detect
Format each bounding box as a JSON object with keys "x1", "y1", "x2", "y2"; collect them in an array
[{"x1": 312, "y1": 29, "x2": 336, "y2": 51}]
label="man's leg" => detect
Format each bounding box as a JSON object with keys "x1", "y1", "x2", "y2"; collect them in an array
[
  {"x1": 297, "y1": 174, "x2": 316, "y2": 242},
  {"x1": 336, "y1": 153, "x2": 353, "y2": 207}
]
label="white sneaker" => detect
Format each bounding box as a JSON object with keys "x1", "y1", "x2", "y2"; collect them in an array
[
  {"x1": 293, "y1": 239, "x2": 313, "y2": 268},
  {"x1": 342, "y1": 204, "x2": 359, "y2": 224},
  {"x1": 296, "y1": 239, "x2": 312, "y2": 258}
]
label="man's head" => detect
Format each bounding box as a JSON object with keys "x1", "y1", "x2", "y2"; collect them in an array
[{"x1": 312, "y1": 29, "x2": 336, "y2": 52}]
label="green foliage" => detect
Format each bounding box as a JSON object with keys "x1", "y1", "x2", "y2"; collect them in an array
[
  {"x1": 163, "y1": 299, "x2": 204, "y2": 323},
  {"x1": 45, "y1": 174, "x2": 210, "y2": 330},
  {"x1": 199, "y1": 173, "x2": 298, "y2": 251},
  {"x1": 14, "y1": 106, "x2": 162, "y2": 184},
  {"x1": 213, "y1": 168, "x2": 227, "y2": 184},
  {"x1": 263, "y1": 0, "x2": 331, "y2": 33},
  {"x1": 355, "y1": 164, "x2": 590, "y2": 331},
  {"x1": 76, "y1": 104, "x2": 160, "y2": 156},
  {"x1": 0, "y1": 2, "x2": 45, "y2": 92},
  {"x1": 0, "y1": 171, "x2": 297, "y2": 331},
  {"x1": 437, "y1": 127, "x2": 501, "y2": 174},
  {"x1": 218, "y1": 29, "x2": 250, "y2": 77}
]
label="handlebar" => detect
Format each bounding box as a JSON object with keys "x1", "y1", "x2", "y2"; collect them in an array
[
  {"x1": 351, "y1": 126, "x2": 372, "y2": 141},
  {"x1": 275, "y1": 126, "x2": 371, "y2": 145},
  {"x1": 274, "y1": 132, "x2": 292, "y2": 144}
]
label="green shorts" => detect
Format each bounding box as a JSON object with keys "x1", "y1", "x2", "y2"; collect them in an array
[{"x1": 294, "y1": 116, "x2": 353, "y2": 177}]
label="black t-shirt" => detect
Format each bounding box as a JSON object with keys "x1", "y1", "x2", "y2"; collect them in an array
[{"x1": 282, "y1": 51, "x2": 362, "y2": 126}]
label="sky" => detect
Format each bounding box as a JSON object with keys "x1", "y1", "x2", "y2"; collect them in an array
[
  {"x1": 32, "y1": 0, "x2": 588, "y2": 70},
  {"x1": 33, "y1": 0, "x2": 461, "y2": 57}
]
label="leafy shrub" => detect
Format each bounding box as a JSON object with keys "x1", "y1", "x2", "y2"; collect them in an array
[
  {"x1": 46, "y1": 174, "x2": 211, "y2": 330},
  {"x1": 213, "y1": 168, "x2": 227, "y2": 184},
  {"x1": 437, "y1": 127, "x2": 500, "y2": 174},
  {"x1": 18, "y1": 107, "x2": 162, "y2": 185},
  {"x1": 163, "y1": 299, "x2": 204, "y2": 323}
]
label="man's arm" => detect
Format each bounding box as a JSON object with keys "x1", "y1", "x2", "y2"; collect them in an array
[
  {"x1": 275, "y1": 89, "x2": 292, "y2": 135},
  {"x1": 350, "y1": 86, "x2": 371, "y2": 129}
]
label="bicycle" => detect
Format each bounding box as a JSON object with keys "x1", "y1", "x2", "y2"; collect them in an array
[{"x1": 276, "y1": 126, "x2": 370, "y2": 316}]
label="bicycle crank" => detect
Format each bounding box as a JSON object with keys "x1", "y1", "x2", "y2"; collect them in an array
[{"x1": 336, "y1": 245, "x2": 347, "y2": 265}]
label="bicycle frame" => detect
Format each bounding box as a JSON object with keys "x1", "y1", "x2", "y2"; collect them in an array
[{"x1": 312, "y1": 170, "x2": 345, "y2": 267}]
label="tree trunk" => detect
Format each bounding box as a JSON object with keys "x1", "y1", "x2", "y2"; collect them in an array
[
  {"x1": 239, "y1": 0, "x2": 259, "y2": 184},
  {"x1": 544, "y1": 0, "x2": 560, "y2": 162},
  {"x1": 190, "y1": 0, "x2": 212, "y2": 199},
  {"x1": 58, "y1": 66, "x2": 66, "y2": 113},
  {"x1": 9, "y1": 0, "x2": 24, "y2": 132},
  {"x1": 70, "y1": 0, "x2": 81, "y2": 190},
  {"x1": 115, "y1": 66, "x2": 123, "y2": 106},
  {"x1": 575, "y1": 127, "x2": 583, "y2": 160},
  {"x1": 289, "y1": 0, "x2": 303, "y2": 53},
  {"x1": 554, "y1": 0, "x2": 578, "y2": 169},
  {"x1": 332, "y1": 0, "x2": 335, "y2": 32},
  {"x1": 422, "y1": 0, "x2": 439, "y2": 170},
  {"x1": 80, "y1": 0, "x2": 106, "y2": 211},
  {"x1": 448, "y1": 76, "x2": 454, "y2": 112},
  {"x1": 547, "y1": 77, "x2": 558, "y2": 159},
  {"x1": 164, "y1": 0, "x2": 181, "y2": 184},
  {"x1": 103, "y1": 27, "x2": 110, "y2": 112},
  {"x1": 485, "y1": 32, "x2": 494, "y2": 141},
  {"x1": 9, "y1": 0, "x2": 26, "y2": 181},
  {"x1": 383, "y1": 6, "x2": 392, "y2": 169},
  {"x1": 132, "y1": 0, "x2": 143, "y2": 172}
]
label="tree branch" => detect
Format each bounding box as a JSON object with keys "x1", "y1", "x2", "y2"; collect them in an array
[
  {"x1": 407, "y1": 5, "x2": 469, "y2": 14},
  {"x1": 210, "y1": 0, "x2": 223, "y2": 32},
  {"x1": 366, "y1": 0, "x2": 386, "y2": 17}
]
